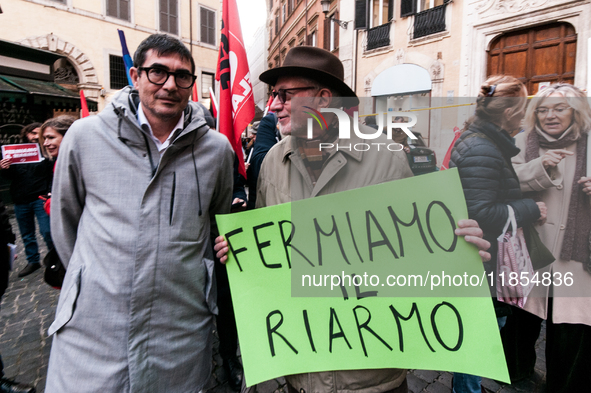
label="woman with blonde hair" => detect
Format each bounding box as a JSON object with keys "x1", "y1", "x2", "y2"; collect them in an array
[
  {"x1": 509, "y1": 83, "x2": 591, "y2": 392},
  {"x1": 449, "y1": 75, "x2": 546, "y2": 393}
]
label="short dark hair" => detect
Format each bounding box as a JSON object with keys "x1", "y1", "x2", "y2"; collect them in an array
[
  {"x1": 20, "y1": 122, "x2": 42, "y2": 142},
  {"x1": 133, "y1": 34, "x2": 195, "y2": 74}
]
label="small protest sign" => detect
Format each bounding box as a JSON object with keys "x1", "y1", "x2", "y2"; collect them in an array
[
  {"x1": 216, "y1": 169, "x2": 509, "y2": 387},
  {"x1": 1, "y1": 143, "x2": 43, "y2": 164}
]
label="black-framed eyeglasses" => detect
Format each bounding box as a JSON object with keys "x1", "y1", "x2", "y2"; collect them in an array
[
  {"x1": 139, "y1": 67, "x2": 196, "y2": 89},
  {"x1": 272, "y1": 86, "x2": 317, "y2": 104}
]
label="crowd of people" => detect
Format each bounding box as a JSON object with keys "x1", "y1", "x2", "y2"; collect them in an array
[{"x1": 0, "y1": 33, "x2": 588, "y2": 393}]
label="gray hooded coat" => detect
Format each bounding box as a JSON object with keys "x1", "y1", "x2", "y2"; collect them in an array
[{"x1": 46, "y1": 86, "x2": 233, "y2": 393}]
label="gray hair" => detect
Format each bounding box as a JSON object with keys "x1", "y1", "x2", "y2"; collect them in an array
[{"x1": 523, "y1": 83, "x2": 591, "y2": 138}]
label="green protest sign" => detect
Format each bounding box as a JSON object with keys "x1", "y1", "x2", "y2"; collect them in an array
[{"x1": 216, "y1": 169, "x2": 509, "y2": 387}]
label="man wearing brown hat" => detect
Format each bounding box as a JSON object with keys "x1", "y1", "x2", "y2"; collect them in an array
[{"x1": 215, "y1": 46, "x2": 490, "y2": 393}]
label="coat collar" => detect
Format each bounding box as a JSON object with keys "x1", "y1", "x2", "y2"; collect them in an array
[
  {"x1": 108, "y1": 86, "x2": 209, "y2": 150},
  {"x1": 472, "y1": 118, "x2": 521, "y2": 158}
]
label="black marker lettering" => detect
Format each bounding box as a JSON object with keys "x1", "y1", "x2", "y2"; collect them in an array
[
  {"x1": 225, "y1": 228, "x2": 246, "y2": 272},
  {"x1": 353, "y1": 305, "x2": 392, "y2": 357},
  {"x1": 431, "y1": 302, "x2": 463, "y2": 351},
  {"x1": 253, "y1": 222, "x2": 281, "y2": 268},
  {"x1": 266, "y1": 310, "x2": 298, "y2": 357},
  {"x1": 389, "y1": 303, "x2": 435, "y2": 352}
]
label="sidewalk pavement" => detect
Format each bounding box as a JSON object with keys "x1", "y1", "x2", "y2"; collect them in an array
[{"x1": 0, "y1": 213, "x2": 546, "y2": 393}]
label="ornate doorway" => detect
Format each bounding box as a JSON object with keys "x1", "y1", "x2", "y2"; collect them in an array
[{"x1": 487, "y1": 22, "x2": 576, "y2": 94}]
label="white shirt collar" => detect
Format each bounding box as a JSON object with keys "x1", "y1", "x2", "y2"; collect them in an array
[{"x1": 137, "y1": 103, "x2": 184, "y2": 154}]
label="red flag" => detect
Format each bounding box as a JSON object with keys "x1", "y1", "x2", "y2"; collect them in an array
[
  {"x1": 80, "y1": 90, "x2": 90, "y2": 118},
  {"x1": 216, "y1": 0, "x2": 255, "y2": 178},
  {"x1": 192, "y1": 83, "x2": 199, "y2": 102},
  {"x1": 440, "y1": 127, "x2": 462, "y2": 170}
]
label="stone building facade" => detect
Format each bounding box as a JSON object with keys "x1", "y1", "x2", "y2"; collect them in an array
[{"x1": 0, "y1": 0, "x2": 221, "y2": 112}]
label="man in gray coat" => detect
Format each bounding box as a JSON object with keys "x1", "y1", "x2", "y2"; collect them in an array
[{"x1": 46, "y1": 34, "x2": 233, "y2": 392}]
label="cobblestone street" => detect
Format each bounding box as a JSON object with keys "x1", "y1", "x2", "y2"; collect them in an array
[{"x1": 0, "y1": 210, "x2": 546, "y2": 393}]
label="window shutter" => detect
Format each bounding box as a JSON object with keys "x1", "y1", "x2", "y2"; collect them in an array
[
  {"x1": 120, "y1": 0, "x2": 129, "y2": 21},
  {"x1": 354, "y1": 0, "x2": 368, "y2": 30},
  {"x1": 208, "y1": 10, "x2": 215, "y2": 45},
  {"x1": 334, "y1": 11, "x2": 339, "y2": 50},
  {"x1": 388, "y1": 0, "x2": 394, "y2": 21},
  {"x1": 323, "y1": 18, "x2": 330, "y2": 49},
  {"x1": 400, "y1": 0, "x2": 416, "y2": 17},
  {"x1": 160, "y1": 0, "x2": 168, "y2": 32},
  {"x1": 200, "y1": 9, "x2": 207, "y2": 42}
]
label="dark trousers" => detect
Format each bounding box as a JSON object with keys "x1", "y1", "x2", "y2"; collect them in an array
[
  {"x1": 501, "y1": 305, "x2": 542, "y2": 382},
  {"x1": 14, "y1": 200, "x2": 53, "y2": 265},
  {"x1": 0, "y1": 252, "x2": 8, "y2": 377},
  {"x1": 545, "y1": 299, "x2": 591, "y2": 393},
  {"x1": 215, "y1": 261, "x2": 238, "y2": 362},
  {"x1": 501, "y1": 300, "x2": 591, "y2": 391}
]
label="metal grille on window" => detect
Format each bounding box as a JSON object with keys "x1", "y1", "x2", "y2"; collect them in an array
[
  {"x1": 413, "y1": 3, "x2": 447, "y2": 39},
  {"x1": 366, "y1": 23, "x2": 390, "y2": 50},
  {"x1": 107, "y1": 0, "x2": 130, "y2": 21},
  {"x1": 160, "y1": 0, "x2": 178, "y2": 35},
  {"x1": 109, "y1": 55, "x2": 128, "y2": 90},
  {"x1": 201, "y1": 8, "x2": 216, "y2": 45}
]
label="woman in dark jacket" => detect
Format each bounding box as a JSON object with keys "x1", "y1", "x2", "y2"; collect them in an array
[
  {"x1": 449, "y1": 75, "x2": 546, "y2": 393},
  {"x1": 0, "y1": 123, "x2": 54, "y2": 278}
]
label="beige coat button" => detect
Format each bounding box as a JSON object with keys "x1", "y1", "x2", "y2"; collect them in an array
[
  {"x1": 557, "y1": 184, "x2": 563, "y2": 190},
  {"x1": 560, "y1": 224, "x2": 565, "y2": 230}
]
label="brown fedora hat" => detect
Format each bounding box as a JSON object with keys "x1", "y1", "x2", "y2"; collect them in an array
[{"x1": 260, "y1": 46, "x2": 359, "y2": 105}]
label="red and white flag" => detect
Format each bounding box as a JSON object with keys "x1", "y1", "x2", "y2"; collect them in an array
[{"x1": 216, "y1": 0, "x2": 255, "y2": 178}]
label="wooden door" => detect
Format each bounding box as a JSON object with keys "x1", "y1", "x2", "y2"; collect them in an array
[{"x1": 487, "y1": 22, "x2": 576, "y2": 94}]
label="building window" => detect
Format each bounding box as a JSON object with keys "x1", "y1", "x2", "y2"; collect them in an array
[
  {"x1": 370, "y1": 0, "x2": 393, "y2": 28},
  {"x1": 275, "y1": 13, "x2": 280, "y2": 35},
  {"x1": 282, "y1": 3, "x2": 286, "y2": 23},
  {"x1": 160, "y1": 0, "x2": 178, "y2": 35},
  {"x1": 307, "y1": 30, "x2": 317, "y2": 46},
  {"x1": 355, "y1": 0, "x2": 393, "y2": 29},
  {"x1": 288, "y1": 0, "x2": 294, "y2": 14},
  {"x1": 201, "y1": 7, "x2": 216, "y2": 45},
  {"x1": 324, "y1": 13, "x2": 339, "y2": 51},
  {"x1": 201, "y1": 72, "x2": 214, "y2": 99},
  {"x1": 418, "y1": 0, "x2": 445, "y2": 12},
  {"x1": 269, "y1": 0, "x2": 273, "y2": 11},
  {"x1": 109, "y1": 55, "x2": 128, "y2": 90},
  {"x1": 107, "y1": 0, "x2": 130, "y2": 21}
]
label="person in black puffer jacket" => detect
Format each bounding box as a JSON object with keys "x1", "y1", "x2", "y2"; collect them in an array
[
  {"x1": 0, "y1": 123, "x2": 54, "y2": 278},
  {"x1": 449, "y1": 75, "x2": 546, "y2": 393}
]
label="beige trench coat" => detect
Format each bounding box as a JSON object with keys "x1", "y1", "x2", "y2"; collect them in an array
[
  {"x1": 513, "y1": 128, "x2": 591, "y2": 326},
  {"x1": 256, "y1": 129, "x2": 413, "y2": 393}
]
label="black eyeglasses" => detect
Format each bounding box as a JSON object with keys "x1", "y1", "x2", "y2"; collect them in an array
[
  {"x1": 139, "y1": 67, "x2": 196, "y2": 89},
  {"x1": 272, "y1": 86, "x2": 317, "y2": 104}
]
